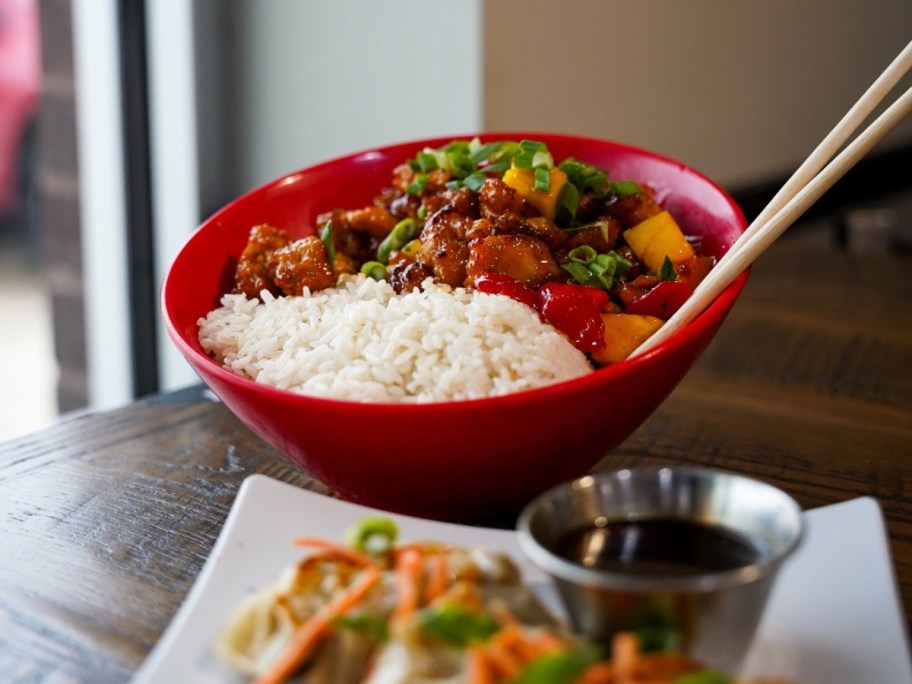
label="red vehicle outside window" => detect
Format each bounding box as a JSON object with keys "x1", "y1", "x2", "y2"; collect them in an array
[{"x1": 0, "y1": 0, "x2": 41, "y2": 218}]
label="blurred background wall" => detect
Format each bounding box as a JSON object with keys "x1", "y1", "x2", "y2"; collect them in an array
[
  {"x1": 2, "y1": 0, "x2": 910, "y2": 438},
  {"x1": 218, "y1": 0, "x2": 912, "y2": 195}
]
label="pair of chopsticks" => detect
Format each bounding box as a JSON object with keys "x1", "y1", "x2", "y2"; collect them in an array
[{"x1": 631, "y1": 40, "x2": 912, "y2": 358}]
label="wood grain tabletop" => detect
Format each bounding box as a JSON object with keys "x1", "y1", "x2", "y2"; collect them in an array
[{"x1": 0, "y1": 238, "x2": 909, "y2": 682}]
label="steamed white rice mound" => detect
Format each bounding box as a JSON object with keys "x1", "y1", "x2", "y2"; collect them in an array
[{"x1": 198, "y1": 275, "x2": 593, "y2": 403}]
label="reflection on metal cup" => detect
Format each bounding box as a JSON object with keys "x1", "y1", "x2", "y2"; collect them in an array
[{"x1": 516, "y1": 467, "x2": 804, "y2": 673}]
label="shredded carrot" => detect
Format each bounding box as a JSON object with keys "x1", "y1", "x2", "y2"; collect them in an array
[
  {"x1": 576, "y1": 661, "x2": 617, "y2": 684},
  {"x1": 611, "y1": 631, "x2": 639, "y2": 676},
  {"x1": 466, "y1": 646, "x2": 495, "y2": 684},
  {"x1": 253, "y1": 565, "x2": 381, "y2": 684},
  {"x1": 423, "y1": 552, "x2": 449, "y2": 603},
  {"x1": 485, "y1": 638, "x2": 524, "y2": 679},
  {"x1": 392, "y1": 546, "x2": 424, "y2": 621},
  {"x1": 293, "y1": 537, "x2": 378, "y2": 568}
]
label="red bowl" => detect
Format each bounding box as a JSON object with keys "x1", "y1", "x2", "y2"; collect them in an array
[{"x1": 162, "y1": 132, "x2": 748, "y2": 520}]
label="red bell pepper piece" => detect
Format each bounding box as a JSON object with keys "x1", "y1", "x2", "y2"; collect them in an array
[
  {"x1": 537, "y1": 282, "x2": 608, "y2": 353},
  {"x1": 624, "y1": 280, "x2": 693, "y2": 320},
  {"x1": 474, "y1": 273, "x2": 538, "y2": 309}
]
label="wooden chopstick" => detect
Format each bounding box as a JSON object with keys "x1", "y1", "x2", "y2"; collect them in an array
[{"x1": 630, "y1": 41, "x2": 912, "y2": 358}]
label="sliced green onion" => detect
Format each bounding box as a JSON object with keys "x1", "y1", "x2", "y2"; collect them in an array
[
  {"x1": 360, "y1": 261, "x2": 388, "y2": 281},
  {"x1": 415, "y1": 151, "x2": 439, "y2": 173},
  {"x1": 320, "y1": 220, "x2": 336, "y2": 266},
  {"x1": 513, "y1": 139, "x2": 554, "y2": 170},
  {"x1": 482, "y1": 160, "x2": 511, "y2": 174},
  {"x1": 377, "y1": 218, "x2": 420, "y2": 263},
  {"x1": 419, "y1": 603, "x2": 500, "y2": 647},
  {"x1": 446, "y1": 150, "x2": 476, "y2": 179},
  {"x1": 471, "y1": 140, "x2": 521, "y2": 167},
  {"x1": 469, "y1": 141, "x2": 505, "y2": 164},
  {"x1": 610, "y1": 180, "x2": 641, "y2": 196},
  {"x1": 562, "y1": 247, "x2": 631, "y2": 290},
  {"x1": 442, "y1": 139, "x2": 472, "y2": 156},
  {"x1": 554, "y1": 182, "x2": 580, "y2": 227},
  {"x1": 659, "y1": 255, "x2": 678, "y2": 281},
  {"x1": 463, "y1": 172, "x2": 488, "y2": 192},
  {"x1": 344, "y1": 516, "x2": 398, "y2": 554},
  {"x1": 407, "y1": 172, "x2": 428, "y2": 196},
  {"x1": 533, "y1": 166, "x2": 552, "y2": 192},
  {"x1": 567, "y1": 245, "x2": 597, "y2": 262},
  {"x1": 561, "y1": 262, "x2": 598, "y2": 288},
  {"x1": 331, "y1": 614, "x2": 389, "y2": 645},
  {"x1": 512, "y1": 645, "x2": 604, "y2": 684},
  {"x1": 558, "y1": 158, "x2": 610, "y2": 195}
]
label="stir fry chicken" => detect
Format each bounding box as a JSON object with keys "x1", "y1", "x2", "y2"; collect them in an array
[{"x1": 228, "y1": 139, "x2": 716, "y2": 364}]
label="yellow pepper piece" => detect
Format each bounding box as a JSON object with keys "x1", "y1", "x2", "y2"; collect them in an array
[
  {"x1": 592, "y1": 313, "x2": 664, "y2": 365},
  {"x1": 400, "y1": 238, "x2": 422, "y2": 258},
  {"x1": 502, "y1": 166, "x2": 568, "y2": 222},
  {"x1": 622, "y1": 211, "x2": 695, "y2": 272}
]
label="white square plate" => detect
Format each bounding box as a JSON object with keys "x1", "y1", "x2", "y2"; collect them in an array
[{"x1": 132, "y1": 475, "x2": 912, "y2": 683}]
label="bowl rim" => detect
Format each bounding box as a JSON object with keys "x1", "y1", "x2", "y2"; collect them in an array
[{"x1": 162, "y1": 131, "x2": 749, "y2": 411}]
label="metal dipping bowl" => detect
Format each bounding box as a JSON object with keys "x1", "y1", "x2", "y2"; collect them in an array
[{"x1": 516, "y1": 467, "x2": 804, "y2": 673}]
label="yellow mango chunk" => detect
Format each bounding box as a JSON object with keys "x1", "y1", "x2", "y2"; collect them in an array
[
  {"x1": 592, "y1": 313, "x2": 664, "y2": 365},
  {"x1": 400, "y1": 238, "x2": 422, "y2": 258},
  {"x1": 502, "y1": 166, "x2": 568, "y2": 222},
  {"x1": 622, "y1": 210, "x2": 694, "y2": 272}
]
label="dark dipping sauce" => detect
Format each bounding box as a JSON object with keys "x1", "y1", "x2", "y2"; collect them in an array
[{"x1": 555, "y1": 518, "x2": 763, "y2": 576}]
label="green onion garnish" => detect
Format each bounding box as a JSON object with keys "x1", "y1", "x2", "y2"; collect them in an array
[
  {"x1": 463, "y1": 172, "x2": 488, "y2": 192},
  {"x1": 610, "y1": 179, "x2": 641, "y2": 196},
  {"x1": 558, "y1": 158, "x2": 610, "y2": 196},
  {"x1": 512, "y1": 139, "x2": 554, "y2": 171},
  {"x1": 534, "y1": 166, "x2": 551, "y2": 192},
  {"x1": 415, "y1": 151, "x2": 439, "y2": 173},
  {"x1": 344, "y1": 516, "x2": 398, "y2": 554},
  {"x1": 331, "y1": 614, "x2": 389, "y2": 645},
  {"x1": 659, "y1": 255, "x2": 678, "y2": 281},
  {"x1": 512, "y1": 645, "x2": 604, "y2": 684},
  {"x1": 360, "y1": 261, "x2": 388, "y2": 281},
  {"x1": 419, "y1": 603, "x2": 500, "y2": 647},
  {"x1": 407, "y1": 172, "x2": 428, "y2": 196},
  {"x1": 376, "y1": 218, "x2": 420, "y2": 264},
  {"x1": 554, "y1": 182, "x2": 580, "y2": 227},
  {"x1": 320, "y1": 220, "x2": 336, "y2": 267},
  {"x1": 562, "y1": 246, "x2": 631, "y2": 291}
]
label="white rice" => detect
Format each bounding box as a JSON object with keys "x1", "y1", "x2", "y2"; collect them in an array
[{"x1": 198, "y1": 275, "x2": 593, "y2": 403}]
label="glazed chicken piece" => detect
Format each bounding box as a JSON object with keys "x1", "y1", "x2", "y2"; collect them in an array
[
  {"x1": 343, "y1": 206, "x2": 398, "y2": 240},
  {"x1": 232, "y1": 224, "x2": 290, "y2": 299},
  {"x1": 416, "y1": 208, "x2": 473, "y2": 287},
  {"x1": 317, "y1": 206, "x2": 398, "y2": 265},
  {"x1": 420, "y1": 185, "x2": 479, "y2": 219},
  {"x1": 564, "y1": 218, "x2": 623, "y2": 254},
  {"x1": 515, "y1": 216, "x2": 567, "y2": 251},
  {"x1": 602, "y1": 184, "x2": 664, "y2": 227},
  {"x1": 477, "y1": 178, "x2": 535, "y2": 219},
  {"x1": 465, "y1": 234, "x2": 563, "y2": 288},
  {"x1": 271, "y1": 236, "x2": 336, "y2": 295},
  {"x1": 466, "y1": 211, "x2": 566, "y2": 251},
  {"x1": 388, "y1": 259, "x2": 433, "y2": 294}
]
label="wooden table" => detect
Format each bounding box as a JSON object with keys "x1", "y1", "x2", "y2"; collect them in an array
[{"x1": 1, "y1": 238, "x2": 910, "y2": 682}]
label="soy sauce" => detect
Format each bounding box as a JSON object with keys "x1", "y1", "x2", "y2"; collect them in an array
[{"x1": 554, "y1": 518, "x2": 762, "y2": 576}]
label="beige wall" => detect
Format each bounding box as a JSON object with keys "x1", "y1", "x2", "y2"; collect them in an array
[
  {"x1": 482, "y1": 1, "x2": 912, "y2": 189},
  {"x1": 225, "y1": 2, "x2": 910, "y2": 195}
]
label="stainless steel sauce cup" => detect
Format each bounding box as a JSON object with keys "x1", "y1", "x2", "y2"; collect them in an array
[{"x1": 516, "y1": 467, "x2": 803, "y2": 673}]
